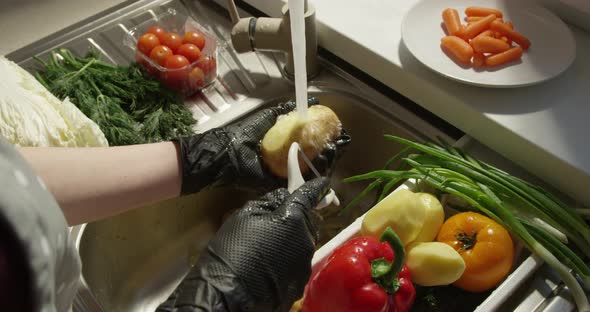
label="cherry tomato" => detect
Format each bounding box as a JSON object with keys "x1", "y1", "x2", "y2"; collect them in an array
[
  {"x1": 162, "y1": 54, "x2": 190, "y2": 89},
  {"x1": 146, "y1": 26, "x2": 167, "y2": 42},
  {"x1": 137, "y1": 33, "x2": 160, "y2": 56},
  {"x1": 196, "y1": 55, "x2": 216, "y2": 74},
  {"x1": 177, "y1": 43, "x2": 201, "y2": 63},
  {"x1": 160, "y1": 32, "x2": 183, "y2": 53},
  {"x1": 436, "y1": 212, "x2": 514, "y2": 292},
  {"x1": 164, "y1": 54, "x2": 189, "y2": 69},
  {"x1": 189, "y1": 67, "x2": 205, "y2": 89},
  {"x1": 183, "y1": 31, "x2": 206, "y2": 50},
  {"x1": 149, "y1": 45, "x2": 173, "y2": 66}
]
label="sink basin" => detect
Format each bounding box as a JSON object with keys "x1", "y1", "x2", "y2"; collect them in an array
[
  {"x1": 75, "y1": 84, "x2": 449, "y2": 311},
  {"x1": 6, "y1": 0, "x2": 451, "y2": 310},
  {"x1": 76, "y1": 187, "x2": 254, "y2": 311}
]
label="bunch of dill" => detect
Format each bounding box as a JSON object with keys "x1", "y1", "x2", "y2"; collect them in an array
[{"x1": 35, "y1": 48, "x2": 195, "y2": 146}]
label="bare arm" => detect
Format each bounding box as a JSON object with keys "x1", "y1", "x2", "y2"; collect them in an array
[{"x1": 18, "y1": 142, "x2": 182, "y2": 225}]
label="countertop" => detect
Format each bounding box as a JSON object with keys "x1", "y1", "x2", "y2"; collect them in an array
[
  {"x1": 0, "y1": 0, "x2": 130, "y2": 55},
  {"x1": 2, "y1": 0, "x2": 590, "y2": 204},
  {"x1": 244, "y1": 0, "x2": 590, "y2": 205}
]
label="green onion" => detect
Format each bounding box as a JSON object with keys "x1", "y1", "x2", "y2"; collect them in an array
[{"x1": 344, "y1": 135, "x2": 590, "y2": 311}]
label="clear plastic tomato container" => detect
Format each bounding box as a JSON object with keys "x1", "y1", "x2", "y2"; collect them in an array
[{"x1": 124, "y1": 9, "x2": 218, "y2": 96}]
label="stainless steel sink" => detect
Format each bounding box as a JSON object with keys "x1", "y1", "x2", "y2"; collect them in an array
[
  {"x1": 75, "y1": 187, "x2": 255, "y2": 311},
  {"x1": 72, "y1": 75, "x2": 450, "y2": 311},
  {"x1": 26, "y1": 2, "x2": 449, "y2": 310},
  {"x1": 6, "y1": 0, "x2": 444, "y2": 309}
]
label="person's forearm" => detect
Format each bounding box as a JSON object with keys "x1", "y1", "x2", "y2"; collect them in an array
[{"x1": 19, "y1": 142, "x2": 182, "y2": 225}]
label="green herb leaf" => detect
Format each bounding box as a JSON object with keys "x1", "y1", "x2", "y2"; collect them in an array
[{"x1": 35, "y1": 48, "x2": 195, "y2": 146}]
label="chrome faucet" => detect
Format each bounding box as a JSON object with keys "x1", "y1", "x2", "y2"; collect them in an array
[{"x1": 226, "y1": 0, "x2": 319, "y2": 79}]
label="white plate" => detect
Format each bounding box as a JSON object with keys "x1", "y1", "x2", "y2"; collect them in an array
[{"x1": 401, "y1": 0, "x2": 576, "y2": 88}]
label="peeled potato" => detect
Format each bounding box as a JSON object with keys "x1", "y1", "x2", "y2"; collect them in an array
[
  {"x1": 410, "y1": 193, "x2": 445, "y2": 244},
  {"x1": 406, "y1": 242, "x2": 466, "y2": 286},
  {"x1": 261, "y1": 105, "x2": 341, "y2": 178},
  {"x1": 361, "y1": 189, "x2": 427, "y2": 246}
]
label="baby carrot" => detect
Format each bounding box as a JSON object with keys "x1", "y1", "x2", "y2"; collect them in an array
[
  {"x1": 490, "y1": 20, "x2": 531, "y2": 49},
  {"x1": 465, "y1": 7, "x2": 503, "y2": 18},
  {"x1": 442, "y1": 8, "x2": 462, "y2": 35},
  {"x1": 485, "y1": 46, "x2": 523, "y2": 66},
  {"x1": 494, "y1": 32, "x2": 512, "y2": 45},
  {"x1": 441, "y1": 36, "x2": 474, "y2": 64},
  {"x1": 474, "y1": 30, "x2": 494, "y2": 40},
  {"x1": 470, "y1": 35, "x2": 511, "y2": 53},
  {"x1": 466, "y1": 16, "x2": 503, "y2": 23},
  {"x1": 458, "y1": 14, "x2": 497, "y2": 40},
  {"x1": 473, "y1": 52, "x2": 486, "y2": 67}
]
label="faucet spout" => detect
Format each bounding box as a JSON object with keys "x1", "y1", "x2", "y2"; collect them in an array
[
  {"x1": 225, "y1": 0, "x2": 241, "y2": 25},
  {"x1": 251, "y1": 17, "x2": 290, "y2": 51},
  {"x1": 230, "y1": 2, "x2": 319, "y2": 79}
]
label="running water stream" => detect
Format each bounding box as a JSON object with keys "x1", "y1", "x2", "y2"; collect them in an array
[{"x1": 288, "y1": 0, "x2": 308, "y2": 120}]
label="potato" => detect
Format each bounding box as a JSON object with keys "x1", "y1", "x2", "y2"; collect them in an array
[
  {"x1": 406, "y1": 242, "x2": 466, "y2": 286},
  {"x1": 261, "y1": 105, "x2": 341, "y2": 178},
  {"x1": 361, "y1": 189, "x2": 427, "y2": 246},
  {"x1": 410, "y1": 193, "x2": 445, "y2": 244}
]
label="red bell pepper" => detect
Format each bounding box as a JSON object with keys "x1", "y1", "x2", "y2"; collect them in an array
[{"x1": 302, "y1": 227, "x2": 415, "y2": 312}]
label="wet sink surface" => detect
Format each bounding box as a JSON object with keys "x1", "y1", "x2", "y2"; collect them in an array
[
  {"x1": 6, "y1": 0, "x2": 451, "y2": 310},
  {"x1": 77, "y1": 88, "x2": 444, "y2": 311},
  {"x1": 78, "y1": 187, "x2": 253, "y2": 311}
]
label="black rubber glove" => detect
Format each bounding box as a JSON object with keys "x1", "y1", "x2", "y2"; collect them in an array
[
  {"x1": 156, "y1": 177, "x2": 330, "y2": 312},
  {"x1": 175, "y1": 97, "x2": 350, "y2": 195}
]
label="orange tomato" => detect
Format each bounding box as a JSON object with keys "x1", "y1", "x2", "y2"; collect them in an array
[{"x1": 436, "y1": 212, "x2": 514, "y2": 292}]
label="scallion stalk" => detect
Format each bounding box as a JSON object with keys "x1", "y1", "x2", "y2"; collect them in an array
[{"x1": 344, "y1": 135, "x2": 590, "y2": 311}]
